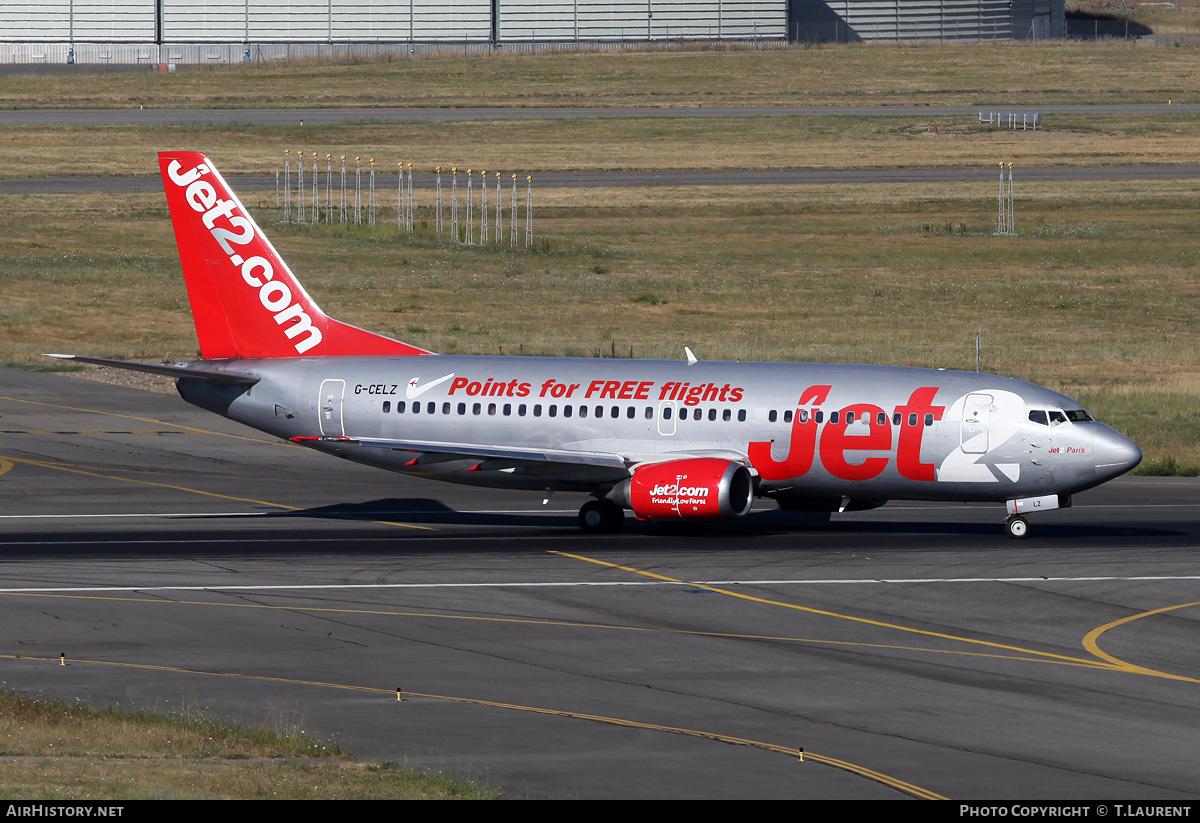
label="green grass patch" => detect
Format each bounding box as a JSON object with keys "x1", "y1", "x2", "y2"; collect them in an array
[
  {"x1": 6, "y1": 362, "x2": 85, "y2": 373},
  {"x1": 0, "y1": 689, "x2": 493, "y2": 800}
]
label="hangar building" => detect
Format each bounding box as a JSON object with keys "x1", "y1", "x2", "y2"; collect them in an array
[{"x1": 0, "y1": 1, "x2": 1064, "y2": 63}]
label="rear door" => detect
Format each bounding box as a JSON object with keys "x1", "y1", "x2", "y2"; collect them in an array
[{"x1": 318, "y1": 378, "x2": 346, "y2": 436}]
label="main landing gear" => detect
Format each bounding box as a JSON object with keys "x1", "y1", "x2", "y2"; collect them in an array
[
  {"x1": 1006, "y1": 515, "x2": 1029, "y2": 539},
  {"x1": 579, "y1": 498, "x2": 625, "y2": 534}
]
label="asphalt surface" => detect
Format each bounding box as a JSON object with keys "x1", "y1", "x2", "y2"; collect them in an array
[
  {"x1": 2, "y1": 104, "x2": 1199, "y2": 126},
  {"x1": 6, "y1": 164, "x2": 1200, "y2": 195},
  {"x1": 1, "y1": 368, "x2": 1197, "y2": 799}
]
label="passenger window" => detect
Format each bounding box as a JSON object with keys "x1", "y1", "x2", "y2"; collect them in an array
[
  {"x1": 626, "y1": 407, "x2": 635, "y2": 419},
  {"x1": 664, "y1": 407, "x2": 673, "y2": 420},
  {"x1": 877, "y1": 412, "x2": 887, "y2": 426},
  {"x1": 457, "y1": 402, "x2": 466, "y2": 415},
  {"x1": 503, "y1": 403, "x2": 511, "y2": 416},
  {"x1": 396, "y1": 401, "x2": 406, "y2": 413},
  {"x1": 1028, "y1": 410, "x2": 1048, "y2": 426},
  {"x1": 472, "y1": 403, "x2": 481, "y2": 415},
  {"x1": 893, "y1": 412, "x2": 901, "y2": 426},
  {"x1": 382, "y1": 401, "x2": 390, "y2": 413},
  {"x1": 579, "y1": 405, "x2": 588, "y2": 418},
  {"x1": 488, "y1": 403, "x2": 496, "y2": 415},
  {"x1": 644, "y1": 407, "x2": 653, "y2": 419},
  {"x1": 564, "y1": 405, "x2": 573, "y2": 418},
  {"x1": 845, "y1": 411, "x2": 855, "y2": 424},
  {"x1": 815, "y1": 411, "x2": 823, "y2": 424},
  {"x1": 709, "y1": 409, "x2": 717, "y2": 421},
  {"x1": 534, "y1": 404, "x2": 542, "y2": 417},
  {"x1": 924, "y1": 413, "x2": 934, "y2": 426},
  {"x1": 737, "y1": 409, "x2": 746, "y2": 422},
  {"x1": 784, "y1": 410, "x2": 792, "y2": 423},
  {"x1": 798, "y1": 409, "x2": 808, "y2": 423},
  {"x1": 830, "y1": 411, "x2": 839, "y2": 424},
  {"x1": 723, "y1": 409, "x2": 732, "y2": 422},
  {"x1": 518, "y1": 404, "x2": 527, "y2": 416},
  {"x1": 442, "y1": 402, "x2": 451, "y2": 414},
  {"x1": 908, "y1": 413, "x2": 917, "y2": 427},
  {"x1": 427, "y1": 402, "x2": 435, "y2": 414},
  {"x1": 549, "y1": 405, "x2": 558, "y2": 418},
  {"x1": 769, "y1": 410, "x2": 778, "y2": 423},
  {"x1": 413, "y1": 402, "x2": 420, "y2": 414},
  {"x1": 694, "y1": 408, "x2": 702, "y2": 420}
]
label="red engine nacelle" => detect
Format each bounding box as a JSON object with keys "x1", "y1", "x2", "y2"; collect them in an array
[{"x1": 610, "y1": 458, "x2": 755, "y2": 521}]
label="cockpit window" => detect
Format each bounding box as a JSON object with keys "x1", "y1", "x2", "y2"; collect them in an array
[
  {"x1": 1065, "y1": 409, "x2": 1093, "y2": 423},
  {"x1": 1048, "y1": 410, "x2": 1067, "y2": 426},
  {"x1": 1028, "y1": 410, "x2": 1048, "y2": 426}
]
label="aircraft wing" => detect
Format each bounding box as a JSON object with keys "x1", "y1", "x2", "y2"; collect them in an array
[
  {"x1": 334, "y1": 438, "x2": 749, "y2": 471},
  {"x1": 44, "y1": 354, "x2": 261, "y2": 386},
  {"x1": 331, "y1": 436, "x2": 632, "y2": 470},
  {"x1": 309, "y1": 437, "x2": 752, "y2": 490}
]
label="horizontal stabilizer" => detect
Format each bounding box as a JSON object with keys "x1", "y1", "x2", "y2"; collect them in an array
[{"x1": 44, "y1": 354, "x2": 261, "y2": 385}]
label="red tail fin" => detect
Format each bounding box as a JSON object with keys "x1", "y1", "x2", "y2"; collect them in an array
[{"x1": 159, "y1": 151, "x2": 428, "y2": 360}]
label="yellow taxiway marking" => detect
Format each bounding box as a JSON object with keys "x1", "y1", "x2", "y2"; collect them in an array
[
  {"x1": 0, "y1": 450, "x2": 401, "y2": 491},
  {"x1": 552, "y1": 551, "x2": 1123, "y2": 671},
  {"x1": 1082, "y1": 601, "x2": 1200, "y2": 683},
  {"x1": 0, "y1": 394, "x2": 277, "y2": 445},
  {"x1": 0, "y1": 457, "x2": 13, "y2": 479},
  {"x1": 0, "y1": 429, "x2": 181, "y2": 434},
  {"x1": 554, "y1": 551, "x2": 1200, "y2": 681},
  {"x1": 0, "y1": 589, "x2": 1115, "y2": 673},
  {"x1": 0, "y1": 653, "x2": 945, "y2": 799},
  {"x1": 0, "y1": 455, "x2": 433, "y2": 532}
]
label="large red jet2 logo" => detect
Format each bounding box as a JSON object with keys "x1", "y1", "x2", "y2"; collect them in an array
[
  {"x1": 166, "y1": 159, "x2": 322, "y2": 355},
  {"x1": 749, "y1": 386, "x2": 945, "y2": 482}
]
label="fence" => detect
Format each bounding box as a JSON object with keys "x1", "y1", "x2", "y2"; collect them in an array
[{"x1": 0, "y1": 37, "x2": 794, "y2": 66}]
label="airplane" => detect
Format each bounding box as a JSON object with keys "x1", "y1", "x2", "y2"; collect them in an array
[{"x1": 48, "y1": 151, "x2": 1143, "y2": 539}]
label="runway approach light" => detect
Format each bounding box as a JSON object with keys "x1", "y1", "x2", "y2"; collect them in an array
[{"x1": 396, "y1": 687, "x2": 403, "y2": 702}]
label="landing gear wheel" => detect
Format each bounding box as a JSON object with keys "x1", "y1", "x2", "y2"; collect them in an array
[
  {"x1": 1006, "y1": 516, "x2": 1029, "y2": 539},
  {"x1": 579, "y1": 499, "x2": 625, "y2": 534}
]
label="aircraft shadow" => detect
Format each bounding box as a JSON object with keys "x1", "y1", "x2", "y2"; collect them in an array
[
  {"x1": 190, "y1": 497, "x2": 1188, "y2": 543},
  {"x1": 0, "y1": 498, "x2": 1188, "y2": 560}
]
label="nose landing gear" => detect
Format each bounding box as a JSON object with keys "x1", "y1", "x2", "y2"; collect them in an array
[
  {"x1": 1004, "y1": 494, "x2": 1070, "y2": 539},
  {"x1": 1005, "y1": 515, "x2": 1029, "y2": 539}
]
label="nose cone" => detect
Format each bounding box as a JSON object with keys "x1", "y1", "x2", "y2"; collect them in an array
[{"x1": 1093, "y1": 426, "x2": 1142, "y2": 479}]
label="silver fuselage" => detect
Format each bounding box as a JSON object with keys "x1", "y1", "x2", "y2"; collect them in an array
[{"x1": 176, "y1": 354, "x2": 1142, "y2": 504}]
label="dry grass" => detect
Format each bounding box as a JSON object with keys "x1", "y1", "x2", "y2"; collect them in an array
[
  {"x1": 6, "y1": 113, "x2": 1200, "y2": 179},
  {"x1": 2, "y1": 179, "x2": 1197, "y2": 468},
  {"x1": 3, "y1": 42, "x2": 1200, "y2": 110},
  {"x1": 0, "y1": 690, "x2": 492, "y2": 799},
  {"x1": 0, "y1": 759, "x2": 488, "y2": 800}
]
